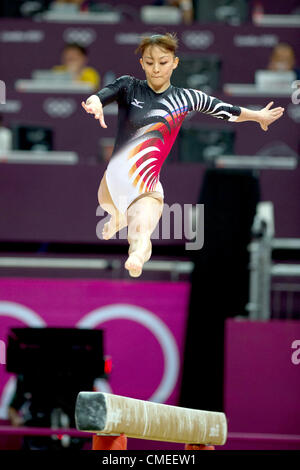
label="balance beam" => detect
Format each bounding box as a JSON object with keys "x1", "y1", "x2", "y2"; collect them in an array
[{"x1": 75, "y1": 392, "x2": 227, "y2": 446}]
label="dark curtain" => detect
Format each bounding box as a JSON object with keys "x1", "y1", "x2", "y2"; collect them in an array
[{"x1": 180, "y1": 169, "x2": 260, "y2": 412}]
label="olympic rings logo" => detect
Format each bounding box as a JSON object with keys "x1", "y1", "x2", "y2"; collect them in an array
[{"x1": 0, "y1": 301, "x2": 180, "y2": 417}]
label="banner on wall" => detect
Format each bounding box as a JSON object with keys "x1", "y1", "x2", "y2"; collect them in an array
[{"x1": 0, "y1": 278, "x2": 190, "y2": 419}]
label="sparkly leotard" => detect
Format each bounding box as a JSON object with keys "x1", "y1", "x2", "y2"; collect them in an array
[{"x1": 97, "y1": 75, "x2": 241, "y2": 213}]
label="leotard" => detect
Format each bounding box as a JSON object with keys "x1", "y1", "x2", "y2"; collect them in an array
[{"x1": 97, "y1": 75, "x2": 241, "y2": 213}]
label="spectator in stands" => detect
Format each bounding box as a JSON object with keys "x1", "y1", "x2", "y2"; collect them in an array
[
  {"x1": 53, "y1": 43, "x2": 100, "y2": 90},
  {"x1": 51, "y1": 0, "x2": 85, "y2": 8},
  {"x1": 153, "y1": 0, "x2": 194, "y2": 24},
  {"x1": 0, "y1": 115, "x2": 12, "y2": 151},
  {"x1": 268, "y1": 42, "x2": 300, "y2": 80}
]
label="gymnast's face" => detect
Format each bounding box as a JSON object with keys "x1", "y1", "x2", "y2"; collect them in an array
[{"x1": 140, "y1": 45, "x2": 179, "y2": 93}]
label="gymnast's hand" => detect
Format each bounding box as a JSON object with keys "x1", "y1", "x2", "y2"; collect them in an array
[
  {"x1": 257, "y1": 101, "x2": 284, "y2": 131},
  {"x1": 81, "y1": 95, "x2": 107, "y2": 128}
]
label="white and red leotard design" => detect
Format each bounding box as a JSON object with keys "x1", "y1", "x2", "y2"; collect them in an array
[{"x1": 97, "y1": 75, "x2": 241, "y2": 213}]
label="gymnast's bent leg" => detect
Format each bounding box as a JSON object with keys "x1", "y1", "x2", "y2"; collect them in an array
[
  {"x1": 126, "y1": 193, "x2": 163, "y2": 278},
  {"x1": 98, "y1": 171, "x2": 128, "y2": 240}
]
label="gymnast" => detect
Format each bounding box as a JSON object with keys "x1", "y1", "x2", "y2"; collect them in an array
[{"x1": 82, "y1": 33, "x2": 284, "y2": 278}]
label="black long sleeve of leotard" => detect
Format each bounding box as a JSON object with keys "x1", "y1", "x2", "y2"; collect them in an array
[{"x1": 96, "y1": 75, "x2": 132, "y2": 107}]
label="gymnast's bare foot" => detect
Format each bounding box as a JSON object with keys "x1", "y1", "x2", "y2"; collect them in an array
[
  {"x1": 102, "y1": 215, "x2": 127, "y2": 240},
  {"x1": 125, "y1": 253, "x2": 143, "y2": 278},
  {"x1": 125, "y1": 241, "x2": 152, "y2": 277}
]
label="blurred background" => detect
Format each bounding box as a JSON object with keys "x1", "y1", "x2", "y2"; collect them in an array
[{"x1": 0, "y1": 0, "x2": 300, "y2": 451}]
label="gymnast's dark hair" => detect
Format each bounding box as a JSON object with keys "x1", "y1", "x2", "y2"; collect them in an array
[{"x1": 135, "y1": 33, "x2": 178, "y2": 56}]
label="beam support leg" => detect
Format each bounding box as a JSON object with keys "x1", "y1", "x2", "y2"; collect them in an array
[
  {"x1": 185, "y1": 444, "x2": 215, "y2": 450},
  {"x1": 92, "y1": 434, "x2": 127, "y2": 450}
]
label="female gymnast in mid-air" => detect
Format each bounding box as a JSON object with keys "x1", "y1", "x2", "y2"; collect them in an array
[{"x1": 82, "y1": 33, "x2": 284, "y2": 278}]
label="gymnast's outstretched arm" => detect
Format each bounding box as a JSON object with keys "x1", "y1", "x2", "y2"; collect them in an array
[
  {"x1": 81, "y1": 94, "x2": 107, "y2": 128},
  {"x1": 81, "y1": 75, "x2": 132, "y2": 128},
  {"x1": 234, "y1": 101, "x2": 284, "y2": 131},
  {"x1": 186, "y1": 88, "x2": 284, "y2": 130}
]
